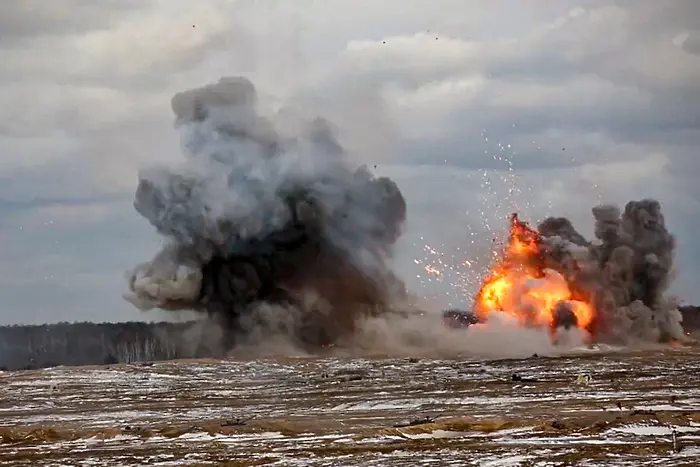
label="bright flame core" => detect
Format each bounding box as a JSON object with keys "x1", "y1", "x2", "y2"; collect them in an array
[{"x1": 475, "y1": 214, "x2": 594, "y2": 331}]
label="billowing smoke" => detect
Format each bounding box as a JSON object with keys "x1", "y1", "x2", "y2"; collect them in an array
[
  {"x1": 536, "y1": 199, "x2": 684, "y2": 343},
  {"x1": 124, "y1": 77, "x2": 407, "y2": 347}
]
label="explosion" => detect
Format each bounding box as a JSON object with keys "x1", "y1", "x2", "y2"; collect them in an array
[
  {"x1": 474, "y1": 201, "x2": 686, "y2": 344},
  {"x1": 124, "y1": 77, "x2": 408, "y2": 348},
  {"x1": 122, "y1": 76, "x2": 687, "y2": 350},
  {"x1": 475, "y1": 214, "x2": 594, "y2": 332}
]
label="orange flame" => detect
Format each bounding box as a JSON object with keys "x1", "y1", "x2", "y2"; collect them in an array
[{"x1": 475, "y1": 214, "x2": 594, "y2": 331}]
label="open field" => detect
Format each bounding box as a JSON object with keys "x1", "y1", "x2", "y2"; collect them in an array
[{"x1": 1, "y1": 345, "x2": 700, "y2": 466}]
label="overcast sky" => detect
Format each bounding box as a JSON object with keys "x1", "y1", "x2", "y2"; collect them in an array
[{"x1": 1, "y1": 0, "x2": 699, "y2": 324}]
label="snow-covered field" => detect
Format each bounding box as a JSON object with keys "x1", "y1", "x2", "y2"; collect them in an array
[{"x1": 1, "y1": 346, "x2": 700, "y2": 466}]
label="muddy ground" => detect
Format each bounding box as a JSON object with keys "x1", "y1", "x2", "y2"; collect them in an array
[{"x1": 1, "y1": 345, "x2": 700, "y2": 466}]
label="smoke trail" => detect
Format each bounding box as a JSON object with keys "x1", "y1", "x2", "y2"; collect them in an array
[
  {"x1": 535, "y1": 199, "x2": 684, "y2": 343},
  {"x1": 124, "y1": 77, "x2": 408, "y2": 347}
]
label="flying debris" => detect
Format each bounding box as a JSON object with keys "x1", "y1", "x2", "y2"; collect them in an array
[
  {"x1": 124, "y1": 77, "x2": 408, "y2": 348},
  {"x1": 474, "y1": 200, "x2": 685, "y2": 344}
]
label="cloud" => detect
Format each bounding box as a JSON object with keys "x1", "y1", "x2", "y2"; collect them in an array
[
  {"x1": 1, "y1": 0, "x2": 699, "y2": 324},
  {"x1": 0, "y1": 1, "x2": 140, "y2": 44}
]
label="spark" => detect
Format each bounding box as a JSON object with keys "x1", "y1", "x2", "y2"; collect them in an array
[{"x1": 411, "y1": 124, "x2": 588, "y2": 311}]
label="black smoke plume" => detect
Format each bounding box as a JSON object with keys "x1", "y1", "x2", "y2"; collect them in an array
[
  {"x1": 537, "y1": 199, "x2": 684, "y2": 343},
  {"x1": 124, "y1": 77, "x2": 407, "y2": 347}
]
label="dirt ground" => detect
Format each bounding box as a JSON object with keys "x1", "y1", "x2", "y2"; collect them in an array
[{"x1": 1, "y1": 345, "x2": 700, "y2": 466}]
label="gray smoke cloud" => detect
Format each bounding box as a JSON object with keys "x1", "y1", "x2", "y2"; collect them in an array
[
  {"x1": 537, "y1": 199, "x2": 685, "y2": 343},
  {"x1": 124, "y1": 77, "x2": 408, "y2": 347}
]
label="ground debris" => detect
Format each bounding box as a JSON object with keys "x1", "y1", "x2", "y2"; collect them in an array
[
  {"x1": 511, "y1": 373, "x2": 538, "y2": 382},
  {"x1": 221, "y1": 415, "x2": 257, "y2": 427},
  {"x1": 393, "y1": 415, "x2": 439, "y2": 428},
  {"x1": 550, "y1": 420, "x2": 568, "y2": 430}
]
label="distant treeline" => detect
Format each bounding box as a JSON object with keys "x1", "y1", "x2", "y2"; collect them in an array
[
  {"x1": 0, "y1": 320, "x2": 228, "y2": 371},
  {"x1": 1, "y1": 307, "x2": 699, "y2": 371}
]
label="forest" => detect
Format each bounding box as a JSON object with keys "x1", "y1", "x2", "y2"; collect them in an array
[
  {"x1": 0, "y1": 320, "x2": 228, "y2": 371},
  {"x1": 1, "y1": 307, "x2": 698, "y2": 371}
]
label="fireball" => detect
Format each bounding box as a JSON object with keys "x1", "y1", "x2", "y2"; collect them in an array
[{"x1": 475, "y1": 214, "x2": 594, "y2": 331}]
